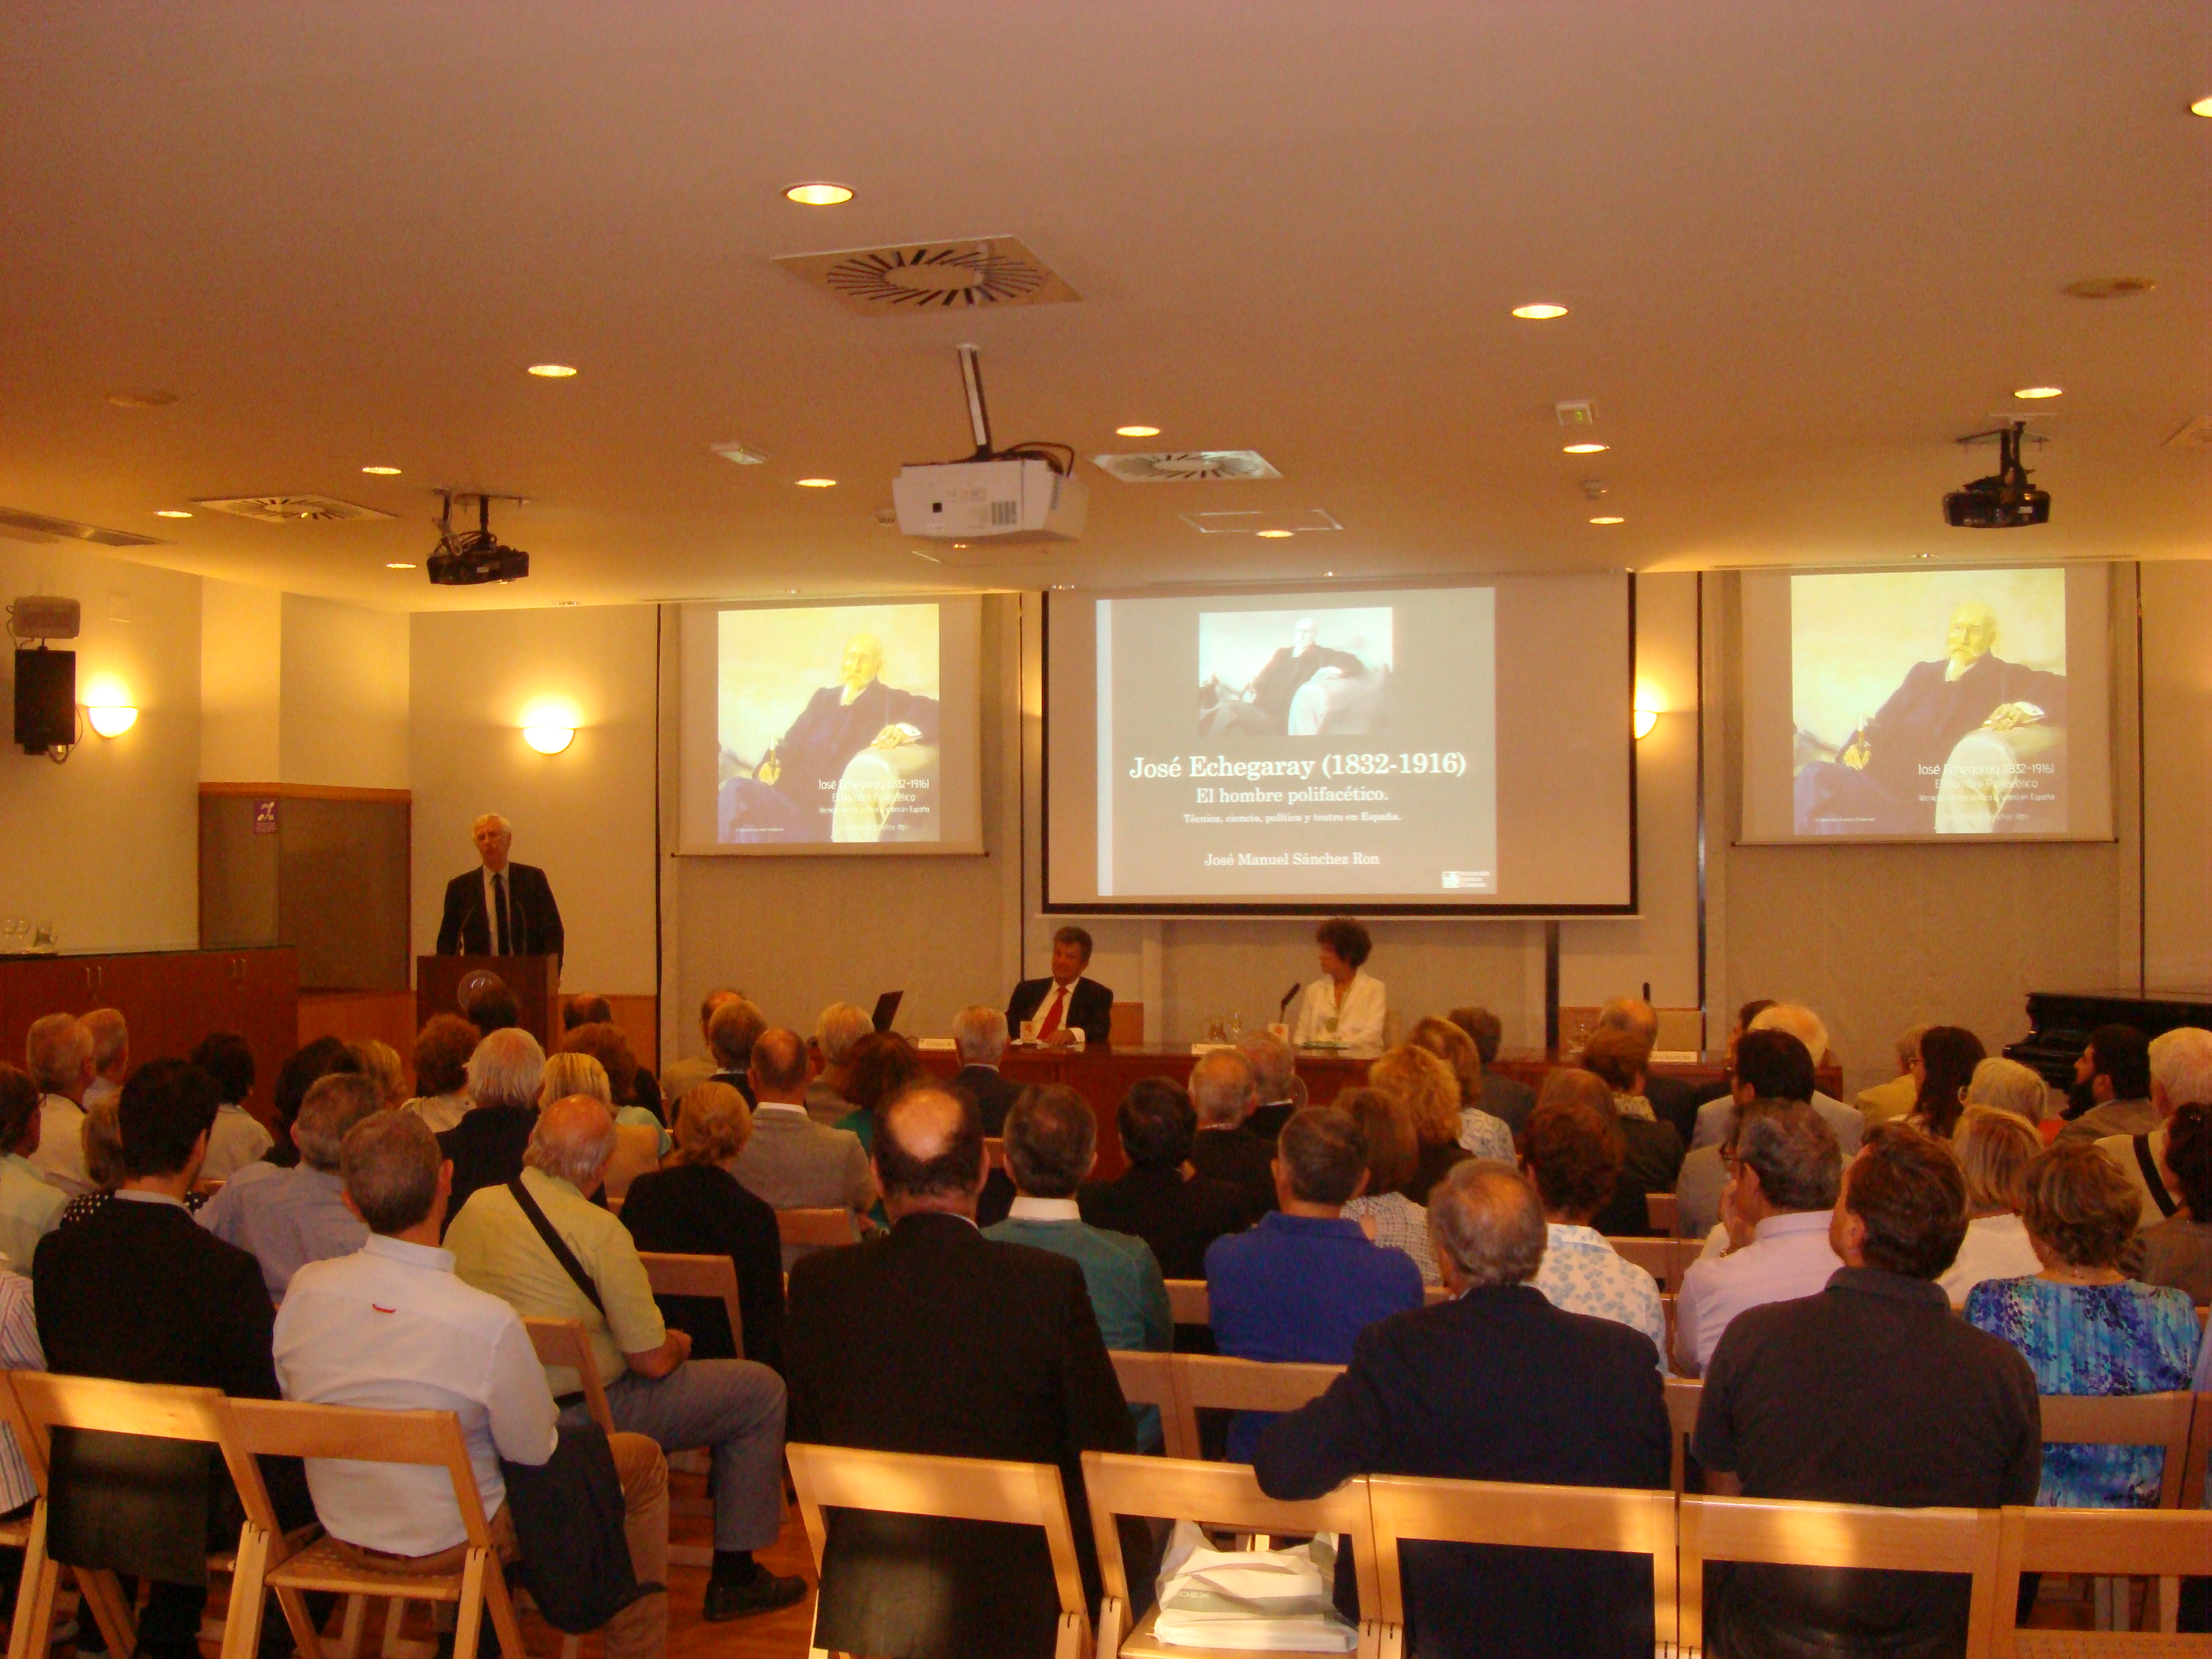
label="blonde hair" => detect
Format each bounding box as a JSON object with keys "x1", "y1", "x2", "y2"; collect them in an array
[
  {"x1": 82, "y1": 1096, "x2": 123, "y2": 1191},
  {"x1": 1368, "y1": 1045, "x2": 1461, "y2": 1147},
  {"x1": 1952, "y1": 1105, "x2": 2041, "y2": 1214},
  {"x1": 349, "y1": 1040, "x2": 407, "y2": 1108},
  {"x1": 1964, "y1": 1057, "x2": 2047, "y2": 1124},
  {"x1": 676, "y1": 1082, "x2": 753, "y2": 1166},
  {"x1": 539, "y1": 1051, "x2": 612, "y2": 1107},
  {"x1": 1406, "y1": 1017, "x2": 1481, "y2": 1107}
]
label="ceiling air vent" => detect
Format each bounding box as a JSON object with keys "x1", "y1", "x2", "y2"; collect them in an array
[
  {"x1": 775, "y1": 238, "x2": 1078, "y2": 314},
  {"x1": 1090, "y1": 451, "x2": 1282, "y2": 484},
  {"x1": 193, "y1": 495, "x2": 394, "y2": 524},
  {"x1": 0, "y1": 508, "x2": 165, "y2": 548}
]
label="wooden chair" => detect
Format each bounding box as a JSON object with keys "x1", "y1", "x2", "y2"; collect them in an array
[
  {"x1": 1081, "y1": 1451, "x2": 1384, "y2": 1658},
  {"x1": 0, "y1": 1372, "x2": 119, "y2": 1659},
  {"x1": 521, "y1": 1319, "x2": 614, "y2": 1434},
  {"x1": 2037, "y1": 1392, "x2": 2197, "y2": 1509},
  {"x1": 600, "y1": 1124, "x2": 663, "y2": 1203},
  {"x1": 1679, "y1": 1494, "x2": 2002, "y2": 1659},
  {"x1": 2186, "y1": 1392, "x2": 2212, "y2": 1511},
  {"x1": 1176, "y1": 1354, "x2": 1345, "y2": 1435},
  {"x1": 1994, "y1": 1505, "x2": 2212, "y2": 1652},
  {"x1": 787, "y1": 1442, "x2": 1090, "y2": 1659},
  {"x1": 226, "y1": 1398, "x2": 531, "y2": 1659},
  {"x1": 1366, "y1": 1475, "x2": 1677, "y2": 1658},
  {"x1": 1164, "y1": 1279, "x2": 1210, "y2": 1327},
  {"x1": 1645, "y1": 1191, "x2": 1680, "y2": 1236},
  {"x1": 1663, "y1": 1376, "x2": 1702, "y2": 1496},
  {"x1": 636, "y1": 1250, "x2": 743, "y2": 1361},
  {"x1": 983, "y1": 1136, "x2": 1005, "y2": 1173},
  {"x1": 777, "y1": 1208, "x2": 861, "y2": 1250},
  {"x1": 1660, "y1": 1292, "x2": 1679, "y2": 1359},
  {"x1": 1108, "y1": 1002, "x2": 1145, "y2": 1047},
  {"x1": 1108, "y1": 1351, "x2": 1197, "y2": 1460},
  {"x1": 1610, "y1": 1236, "x2": 1679, "y2": 1292},
  {"x1": 1422, "y1": 1284, "x2": 1452, "y2": 1305}
]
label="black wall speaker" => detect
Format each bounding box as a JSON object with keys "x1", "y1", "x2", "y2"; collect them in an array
[{"x1": 14, "y1": 648, "x2": 75, "y2": 754}]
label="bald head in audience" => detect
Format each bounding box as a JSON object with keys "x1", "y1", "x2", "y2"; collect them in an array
[
  {"x1": 526, "y1": 1095, "x2": 619, "y2": 1195},
  {"x1": 748, "y1": 1027, "x2": 810, "y2": 1103},
  {"x1": 1189, "y1": 1049, "x2": 1258, "y2": 1128},
  {"x1": 872, "y1": 1086, "x2": 986, "y2": 1217},
  {"x1": 1597, "y1": 997, "x2": 1658, "y2": 1047},
  {"x1": 1428, "y1": 1160, "x2": 1549, "y2": 1294}
]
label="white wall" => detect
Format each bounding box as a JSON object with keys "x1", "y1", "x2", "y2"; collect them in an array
[
  {"x1": 2141, "y1": 562, "x2": 2212, "y2": 991},
  {"x1": 0, "y1": 545, "x2": 201, "y2": 952},
  {"x1": 201, "y1": 579, "x2": 281, "y2": 781},
  {"x1": 280, "y1": 594, "x2": 409, "y2": 790}
]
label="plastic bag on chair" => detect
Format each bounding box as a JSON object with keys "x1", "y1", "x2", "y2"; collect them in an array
[{"x1": 1151, "y1": 1519, "x2": 1358, "y2": 1652}]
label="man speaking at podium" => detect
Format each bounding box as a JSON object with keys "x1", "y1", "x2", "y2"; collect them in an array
[{"x1": 435, "y1": 814, "x2": 565, "y2": 967}]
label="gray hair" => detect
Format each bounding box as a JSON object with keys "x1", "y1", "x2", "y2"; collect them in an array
[
  {"x1": 539, "y1": 1050, "x2": 612, "y2": 1107},
  {"x1": 83, "y1": 1008, "x2": 129, "y2": 1074},
  {"x1": 2150, "y1": 1027, "x2": 2212, "y2": 1109},
  {"x1": 1736, "y1": 1101, "x2": 1843, "y2": 1212},
  {"x1": 525, "y1": 1097, "x2": 618, "y2": 1189},
  {"x1": 1895, "y1": 1023, "x2": 1934, "y2": 1071},
  {"x1": 951, "y1": 1005, "x2": 1009, "y2": 1065},
  {"x1": 472, "y1": 813, "x2": 512, "y2": 836},
  {"x1": 466, "y1": 1027, "x2": 546, "y2": 1112},
  {"x1": 342, "y1": 1110, "x2": 442, "y2": 1235},
  {"x1": 1429, "y1": 1160, "x2": 1548, "y2": 1287},
  {"x1": 708, "y1": 998, "x2": 766, "y2": 1070},
  {"x1": 1965, "y1": 1057, "x2": 2047, "y2": 1124},
  {"x1": 1236, "y1": 1031, "x2": 1296, "y2": 1102},
  {"x1": 1597, "y1": 998, "x2": 1658, "y2": 1044},
  {"x1": 26, "y1": 1014, "x2": 91, "y2": 1095},
  {"x1": 1750, "y1": 1003, "x2": 1831, "y2": 1067},
  {"x1": 1277, "y1": 1106, "x2": 1367, "y2": 1206},
  {"x1": 1002, "y1": 1084, "x2": 1096, "y2": 1199},
  {"x1": 293, "y1": 1073, "x2": 388, "y2": 1171},
  {"x1": 816, "y1": 1002, "x2": 874, "y2": 1066},
  {"x1": 1189, "y1": 1049, "x2": 1257, "y2": 1128}
]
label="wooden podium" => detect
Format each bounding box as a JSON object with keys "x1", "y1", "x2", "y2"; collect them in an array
[{"x1": 416, "y1": 954, "x2": 561, "y2": 1051}]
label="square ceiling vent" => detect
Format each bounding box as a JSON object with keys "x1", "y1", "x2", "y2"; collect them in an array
[
  {"x1": 1091, "y1": 451, "x2": 1281, "y2": 484},
  {"x1": 776, "y1": 237, "x2": 1078, "y2": 314},
  {"x1": 193, "y1": 495, "x2": 394, "y2": 523}
]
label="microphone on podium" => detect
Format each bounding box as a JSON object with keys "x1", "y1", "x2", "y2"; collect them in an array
[{"x1": 1278, "y1": 981, "x2": 1303, "y2": 1020}]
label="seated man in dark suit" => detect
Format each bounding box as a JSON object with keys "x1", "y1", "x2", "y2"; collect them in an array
[
  {"x1": 1597, "y1": 997, "x2": 1700, "y2": 1143},
  {"x1": 1254, "y1": 1159, "x2": 1671, "y2": 1659},
  {"x1": 1080, "y1": 1078, "x2": 1252, "y2": 1280},
  {"x1": 705, "y1": 998, "x2": 766, "y2": 1106},
  {"x1": 946, "y1": 1005, "x2": 1023, "y2": 1133},
  {"x1": 33, "y1": 1059, "x2": 319, "y2": 1659},
  {"x1": 785, "y1": 1085, "x2": 1139, "y2": 1659},
  {"x1": 436, "y1": 1027, "x2": 546, "y2": 1233},
  {"x1": 1186, "y1": 1049, "x2": 1278, "y2": 1222},
  {"x1": 1236, "y1": 1031, "x2": 1301, "y2": 1141},
  {"x1": 1006, "y1": 926, "x2": 1114, "y2": 1048},
  {"x1": 1448, "y1": 1007, "x2": 1536, "y2": 1134}
]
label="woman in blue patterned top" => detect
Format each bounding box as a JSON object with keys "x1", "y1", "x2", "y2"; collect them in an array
[{"x1": 1965, "y1": 1142, "x2": 2199, "y2": 1509}]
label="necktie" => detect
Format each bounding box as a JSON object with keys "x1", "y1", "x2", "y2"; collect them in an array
[
  {"x1": 1038, "y1": 984, "x2": 1068, "y2": 1038},
  {"x1": 493, "y1": 872, "x2": 510, "y2": 956}
]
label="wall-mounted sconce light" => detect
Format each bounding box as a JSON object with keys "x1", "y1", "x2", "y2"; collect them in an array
[
  {"x1": 85, "y1": 704, "x2": 138, "y2": 737},
  {"x1": 1633, "y1": 705, "x2": 1660, "y2": 740},
  {"x1": 523, "y1": 724, "x2": 574, "y2": 754}
]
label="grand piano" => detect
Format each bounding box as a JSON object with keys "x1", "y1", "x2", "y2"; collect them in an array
[{"x1": 2004, "y1": 988, "x2": 2212, "y2": 1085}]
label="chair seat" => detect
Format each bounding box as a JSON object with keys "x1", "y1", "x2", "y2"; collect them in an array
[
  {"x1": 2013, "y1": 1635, "x2": 2212, "y2": 1656},
  {"x1": 264, "y1": 1534, "x2": 466, "y2": 1603}
]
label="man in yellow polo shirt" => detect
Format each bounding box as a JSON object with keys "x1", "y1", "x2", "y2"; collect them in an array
[{"x1": 447, "y1": 1096, "x2": 802, "y2": 1622}]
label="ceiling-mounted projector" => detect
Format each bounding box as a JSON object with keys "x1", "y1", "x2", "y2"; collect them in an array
[
  {"x1": 427, "y1": 492, "x2": 531, "y2": 585},
  {"x1": 1944, "y1": 419, "x2": 2050, "y2": 529},
  {"x1": 891, "y1": 345, "x2": 1087, "y2": 544}
]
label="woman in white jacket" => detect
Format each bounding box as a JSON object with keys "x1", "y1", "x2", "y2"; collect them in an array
[{"x1": 1290, "y1": 916, "x2": 1387, "y2": 1050}]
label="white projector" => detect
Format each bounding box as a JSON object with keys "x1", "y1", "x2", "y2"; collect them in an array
[{"x1": 893, "y1": 457, "x2": 1088, "y2": 544}]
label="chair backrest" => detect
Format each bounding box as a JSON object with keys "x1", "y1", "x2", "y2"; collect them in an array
[
  {"x1": 1366, "y1": 1475, "x2": 1677, "y2": 1643},
  {"x1": 1164, "y1": 1278, "x2": 1210, "y2": 1326},
  {"x1": 3, "y1": 1372, "x2": 278, "y2": 1535},
  {"x1": 1176, "y1": 1353, "x2": 1345, "y2": 1416},
  {"x1": 1107, "y1": 1351, "x2": 1197, "y2": 1460},
  {"x1": 1663, "y1": 1377, "x2": 1702, "y2": 1495},
  {"x1": 1108, "y1": 1002, "x2": 1145, "y2": 1047},
  {"x1": 636, "y1": 1250, "x2": 743, "y2": 1361},
  {"x1": 1645, "y1": 1191, "x2": 1680, "y2": 1236},
  {"x1": 2035, "y1": 1391, "x2": 2196, "y2": 1508},
  {"x1": 1610, "y1": 1236, "x2": 1678, "y2": 1291},
  {"x1": 2188, "y1": 1391, "x2": 2212, "y2": 1511},
  {"x1": 602, "y1": 1124, "x2": 663, "y2": 1202},
  {"x1": 1993, "y1": 1505, "x2": 2212, "y2": 1647},
  {"x1": 1678, "y1": 1494, "x2": 2001, "y2": 1657},
  {"x1": 523, "y1": 1317, "x2": 615, "y2": 1433},
  {"x1": 1081, "y1": 1452, "x2": 1380, "y2": 1637},
  {"x1": 776, "y1": 1206, "x2": 860, "y2": 1249},
  {"x1": 228, "y1": 1398, "x2": 496, "y2": 1552},
  {"x1": 1422, "y1": 1284, "x2": 1452, "y2": 1305},
  {"x1": 787, "y1": 1442, "x2": 1090, "y2": 1640}
]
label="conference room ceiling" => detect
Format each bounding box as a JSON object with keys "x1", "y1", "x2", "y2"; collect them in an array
[{"x1": 1, "y1": 1, "x2": 2206, "y2": 611}]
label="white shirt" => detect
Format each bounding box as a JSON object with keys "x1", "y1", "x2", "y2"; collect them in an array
[
  {"x1": 201, "y1": 1104, "x2": 276, "y2": 1182},
  {"x1": 405, "y1": 1094, "x2": 472, "y2": 1136},
  {"x1": 0, "y1": 1271, "x2": 41, "y2": 1513},
  {"x1": 274, "y1": 1233, "x2": 558, "y2": 1556},
  {"x1": 1937, "y1": 1212, "x2": 2043, "y2": 1306},
  {"x1": 0, "y1": 1154, "x2": 64, "y2": 1280},
  {"x1": 1006, "y1": 1195, "x2": 1083, "y2": 1223},
  {"x1": 1673, "y1": 1209, "x2": 1841, "y2": 1374},
  {"x1": 1534, "y1": 1223, "x2": 1671, "y2": 1372},
  {"x1": 30, "y1": 1096, "x2": 89, "y2": 1196},
  {"x1": 1290, "y1": 970, "x2": 1387, "y2": 1050}
]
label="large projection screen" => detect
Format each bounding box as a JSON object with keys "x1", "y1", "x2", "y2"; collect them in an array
[
  {"x1": 1045, "y1": 575, "x2": 1635, "y2": 915},
  {"x1": 678, "y1": 597, "x2": 983, "y2": 855},
  {"x1": 1738, "y1": 564, "x2": 2114, "y2": 844}
]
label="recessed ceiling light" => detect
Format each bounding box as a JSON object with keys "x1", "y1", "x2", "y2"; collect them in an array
[
  {"x1": 108, "y1": 388, "x2": 178, "y2": 409},
  {"x1": 1589, "y1": 515, "x2": 1625, "y2": 525},
  {"x1": 795, "y1": 477, "x2": 837, "y2": 488},
  {"x1": 1256, "y1": 529, "x2": 1295, "y2": 539},
  {"x1": 1115, "y1": 425, "x2": 1161, "y2": 438},
  {"x1": 2012, "y1": 386, "x2": 2064, "y2": 400},
  {"x1": 361, "y1": 465, "x2": 402, "y2": 476},
  {"x1": 154, "y1": 509, "x2": 192, "y2": 518},
  {"x1": 2192, "y1": 94, "x2": 2212, "y2": 117},
  {"x1": 385, "y1": 561, "x2": 417, "y2": 569},
  {"x1": 1323, "y1": 570, "x2": 1336, "y2": 577},
  {"x1": 785, "y1": 182, "x2": 855, "y2": 206},
  {"x1": 1563, "y1": 443, "x2": 1609, "y2": 454},
  {"x1": 527, "y1": 363, "x2": 577, "y2": 378},
  {"x1": 2062, "y1": 276, "x2": 2156, "y2": 300},
  {"x1": 1512, "y1": 303, "x2": 1569, "y2": 320}
]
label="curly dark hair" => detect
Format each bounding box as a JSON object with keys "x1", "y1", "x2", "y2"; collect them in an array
[
  {"x1": 2164, "y1": 1103, "x2": 2212, "y2": 1222},
  {"x1": 560, "y1": 1021, "x2": 640, "y2": 1106},
  {"x1": 2022, "y1": 1141, "x2": 2141, "y2": 1269},
  {"x1": 1519, "y1": 1097, "x2": 1623, "y2": 1223},
  {"x1": 411, "y1": 1015, "x2": 480, "y2": 1099},
  {"x1": 844, "y1": 1031, "x2": 925, "y2": 1116},
  {"x1": 1845, "y1": 1122, "x2": 1967, "y2": 1281},
  {"x1": 1315, "y1": 916, "x2": 1372, "y2": 970},
  {"x1": 1914, "y1": 1026, "x2": 1987, "y2": 1138}
]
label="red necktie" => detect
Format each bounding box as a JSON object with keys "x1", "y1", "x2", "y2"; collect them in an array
[{"x1": 1038, "y1": 985, "x2": 1069, "y2": 1038}]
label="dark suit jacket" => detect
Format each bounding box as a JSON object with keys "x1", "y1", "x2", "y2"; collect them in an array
[
  {"x1": 1862, "y1": 651, "x2": 2067, "y2": 797},
  {"x1": 1593, "y1": 1118, "x2": 1686, "y2": 1238},
  {"x1": 1246, "y1": 1100, "x2": 1297, "y2": 1142},
  {"x1": 769, "y1": 679, "x2": 938, "y2": 803},
  {"x1": 1005, "y1": 977, "x2": 1115, "y2": 1046},
  {"x1": 785, "y1": 1212, "x2": 1138, "y2": 1659},
  {"x1": 948, "y1": 1065, "x2": 1025, "y2": 1135},
  {"x1": 1189, "y1": 1126, "x2": 1278, "y2": 1223},
  {"x1": 1254, "y1": 1286, "x2": 1671, "y2": 1659},
  {"x1": 436, "y1": 1106, "x2": 537, "y2": 1237},
  {"x1": 1476, "y1": 1070, "x2": 1538, "y2": 1135},
  {"x1": 618, "y1": 1164, "x2": 785, "y2": 1376},
  {"x1": 435, "y1": 862, "x2": 565, "y2": 962},
  {"x1": 1079, "y1": 1164, "x2": 1253, "y2": 1281},
  {"x1": 1645, "y1": 1074, "x2": 1701, "y2": 1145}
]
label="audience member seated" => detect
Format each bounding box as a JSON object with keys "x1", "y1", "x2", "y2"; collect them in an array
[
  {"x1": 188, "y1": 1031, "x2": 276, "y2": 1179},
  {"x1": 1903, "y1": 1023, "x2": 1988, "y2": 1141},
  {"x1": 805, "y1": 1000, "x2": 874, "y2": 1126},
  {"x1": 199, "y1": 1073, "x2": 380, "y2": 1302},
  {"x1": 1595, "y1": 996, "x2": 1700, "y2": 1141},
  {"x1": 832, "y1": 1029, "x2": 924, "y2": 1155},
  {"x1": 729, "y1": 1027, "x2": 875, "y2": 1258},
  {"x1": 1675, "y1": 1029, "x2": 1818, "y2": 1240},
  {"x1": 566, "y1": 993, "x2": 615, "y2": 1031},
  {"x1": 1570, "y1": 1036, "x2": 1686, "y2": 1235},
  {"x1": 1938, "y1": 1106, "x2": 2046, "y2": 1305},
  {"x1": 447, "y1": 1096, "x2": 800, "y2": 1621},
  {"x1": 785, "y1": 1085, "x2": 1139, "y2": 1659},
  {"x1": 1693, "y1": 1125, "x2": 2039, "y2": 1659},
  {"x1": 79, "y1": 1008, "x2": 128, "y2": 1116},
  {"x1": 1254, "y1": 1160, "x2": 1671, "y2": 1659},
  {"x1": 57, "y1": 1088, "x2": 186, "y2": 1228},
  {"x1": 1858, "y1": 1023, "x2": 1933, "y2": 1125},
  {"x1": 1077, "y1": 1077, "x2": 1250, "y2": 1280},
  {"x1": 1689, "y1": 1004, "x2": 1862, "y2": 1155},
  {"x1": 2059, "y1": 1021, "x2": 2155, "y2": 1143},
  {"x1": 1290, "y1": 916, "x2": 1387, "y2": 1050},
  {"x1": 705, "y1": 998, "x2": 767, "y2": 1107},
  {"x1": 437, "y1": 1027, "x2": 547, "y2": 1232},
  {"x1": 33, "y1": 1057, "x2": 316, "y2": 1659},
  {"x1": 276, "y1": 1111, "x2": 670, "y2": 1659},
  {"x1": 1521, "y1": 1093, "x2": 1668, "y2": 1369},
  {"x1": 1690, "y1": 998, "x2": 1778, "y2": 1117},
  {"x1": 1236, "y1": 1029, "x2": 1301, "y2": 1141},
  {"x1": 562, "y1": 1021, "x2": 670, "y2": 1143},
  {"x1": 1186, "y1": 1048, "x2": 1277, "y2": 1220},
  {"x1": 262, "y1": 1036, "x2": 364, "y2": 1170},
  {"x1": 26, "y1": 1012, "x2": 95, "y2": 1195},
  {"x1": 402, "y1": 1015, "x2": 480, "y2": 1134},
  {"x1": 1405, "y1": 1016, "x2": 1510, "y2": 1159},
  {"x1": 619, "y1": 1082, "x2": 785, "y2": 1374},
  {"x1": 0, "y1": 1257, "x2": 42, "y2": 1518},
  {"x1": 1334, "y1": 1087, "x2": 1440, "y2": 1286},
  {"x1": 946, "y1": 1004, "x2": 1023, "y2": 1132},
  {"x1": 1372, "y1": 1043, "x2": 1485, "y2": 1199},
  {"x1": 348, "y1": 1040, "x2": 408, "y2": 1109},
  {"x1": 0, "y1": 1065, "x2": 64, "y2": 1273},
  {"x1": 1206, "y1": 1107, "x2": 1423, "y2": 1460},
  {"x1": 1674, "y1": 1100, "x2": 1842, "y2": 1375},
  {"x1": 543, "y1": 1048, "x2": 665, "y2": 1193},
  {"x1": 2099, "y1": 1025, "x2": 2212, "y2": 1235},
  {"x1": 1965, "y1": 1141, "x2": 2198, "y2": 1509},
  {"x1": 459, "y1": 978, "x2": 521, "y2": 1036},
  {"x1": 1447, "y1": 1006, "x2": 1534, "y2": 1134},
  {"x1": 661, "y1": 987, "x2": 744, "y2": 1107},
  {"x1": 2140, "y1": 1103, "x2": 2212, "y2": 1300},
  {"x1": 984, "y1": 1085, "x2": 1170, "y2": 1448},
  {"x1": 1965, "y1": 1055, "x2": 2050, "y2": 1126}
]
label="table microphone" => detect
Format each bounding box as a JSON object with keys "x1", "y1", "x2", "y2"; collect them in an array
[{"x1": 1278, "y1": 981, "x2": 1302, "y2": 1020}]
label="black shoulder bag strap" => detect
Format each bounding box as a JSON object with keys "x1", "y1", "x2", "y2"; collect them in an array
[
  {"x1": 2133, "y1": 1134, "x2": 2178, "y2": 1220},
  {"x1": 507, "y1": 1176, "x2": 605, "y2": 1312}
]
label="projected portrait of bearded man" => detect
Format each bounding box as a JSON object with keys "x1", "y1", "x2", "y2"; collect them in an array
[
  {"x1": 718, "y1": 632, "x2": 939, "y2": 842},
  {"x1": 1794, "y1": 602, "x2": 2066, "y2": 836},
  {"x1": 1202, "y1": 617, "x2": 1371, "y2": 737}
]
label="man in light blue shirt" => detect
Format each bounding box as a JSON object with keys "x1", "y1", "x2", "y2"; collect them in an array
[{"x1": 201, "y1": 1072, "x2": 380, "y2": 1300}]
